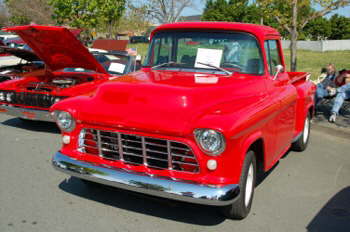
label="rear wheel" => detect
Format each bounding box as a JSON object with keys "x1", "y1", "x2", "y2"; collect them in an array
[
  {"x1": 221, "y1": 150, "x2": 256, "y2": 219},
  {"x1": 291, "y1": 113, "x2": 310, "y2": 152}
]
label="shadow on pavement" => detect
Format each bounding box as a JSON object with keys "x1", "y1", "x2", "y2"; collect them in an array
[
  {"x1": 58, "y1": 177, "x2": 226, "y2": 225},
  {"x1": 307, "y1": 187, "x2": 350, "y2": 232},
  {"x1": 1, "y1": 118, "x2": 60, "y2": 134},
  {"x1": 315, "y1": 100, "x2": 350, "y2": 128}
]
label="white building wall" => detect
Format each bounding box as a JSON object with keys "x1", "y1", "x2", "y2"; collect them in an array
[{"x1": 281, "y1": 40, "x2": 350, "y2": 52}]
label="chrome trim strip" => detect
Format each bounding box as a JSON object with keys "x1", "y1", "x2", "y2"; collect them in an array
[
  {"x1": 141, "y1": 137, "x2": 147, "y2": 166},
  {"x1": 167, "y1": 140, "x2": 172, "y2": 170},
  {"x1": 97, "y1": 130, "x2": 103, "y2": 157},
  {"x1": 0, "y1": 105, "x2": 54, "y2": 122},
  {"x1": 117, "y1": 133, "x2": 124, "y2": 161},
  {"x1": 52, "y1": 152, "x2": 240, "y2": 206}
]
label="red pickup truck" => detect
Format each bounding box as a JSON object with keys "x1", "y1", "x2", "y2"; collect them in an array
[{"x1": 52, "y1": 22, "x2": 316, "y2": 219}]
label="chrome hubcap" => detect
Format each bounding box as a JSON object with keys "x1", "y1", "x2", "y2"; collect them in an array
[
  {"x1": 303, "y1": 117, "x2": 309, "y2": 144},
  {"x1": 245, "y1": 164, "x2": 254, "y2": 207}
]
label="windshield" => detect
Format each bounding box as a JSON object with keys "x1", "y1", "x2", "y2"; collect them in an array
[
  {"x1": 144, "y1": 31, "x2": 263, "y2": 75},
  {"x1": 64, "y1": 53, "x2": 131, "y2": 75}
]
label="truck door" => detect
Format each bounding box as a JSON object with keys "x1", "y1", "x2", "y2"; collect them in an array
[{"x1": 264, "y1": 40, "x2": 297, "y2": 160}]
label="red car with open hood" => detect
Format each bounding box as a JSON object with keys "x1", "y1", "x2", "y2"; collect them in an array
[
  {"x1": 51, "y1": 22, "x2": 316, "y2": 219},
  {"x1": 0, "y1": 25, "x2": 138, "y2": 122}
]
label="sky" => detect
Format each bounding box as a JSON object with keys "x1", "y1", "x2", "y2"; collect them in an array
[{"x1": 182, "y1": 0, "x2": 350, "y2": 17}]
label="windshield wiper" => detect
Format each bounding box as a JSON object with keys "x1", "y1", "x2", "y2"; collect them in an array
[
  {"x1": 152, "y1": 61, "x2": 178, "y2": 69},
  {"x1": 196, "y1": 62, "x2": 232, "y2": 75}
]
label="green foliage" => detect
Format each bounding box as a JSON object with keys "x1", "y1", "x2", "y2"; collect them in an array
[
  {"x1": 5, "y1": 0, "x2": 53, "y2": 25},
  {"x1": 49, "y1": 0, "x2": 126, "y2": 38},
  {"x1": 302, "y1": 16, "x2": 331, "y2": 40},
  {"x1": 202, "y1": 0, "x2": 260, "y2": 24},
  {"x1": 118, "y1": 2, "x2": 152, "y2": 35},
  {"x1": 284, "y1": 49, "x2": 350, "y2": 79},
  {"x1": 329, "y1": 14, "x2": 350, "y2": 39},
  {"x1": 9, "y1": 15, "x2": 31, "y2": 25}
]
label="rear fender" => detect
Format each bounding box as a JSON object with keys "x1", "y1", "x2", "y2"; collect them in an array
[{"x1": 294, "y1": 81, "x2": 315, "y2": 134}]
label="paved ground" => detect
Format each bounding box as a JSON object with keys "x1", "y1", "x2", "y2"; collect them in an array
[
  {"x1": 0, "y1": 114, "x2": 349, "y2": 232},
  {"x1": 314, "y1": 99, "x2": 350, "y2": 130}
]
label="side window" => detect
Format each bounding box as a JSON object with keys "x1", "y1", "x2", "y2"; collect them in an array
[
  {"x1": 150, "y1": 37, "x2": 173, "y2": 65},
  {"x1": 265, "y1": 40, "x2": 282, "y2": 75}
]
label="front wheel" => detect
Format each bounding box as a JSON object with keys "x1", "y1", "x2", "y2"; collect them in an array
[
  {"x1": 221, "y1": 150, "x2": 256, "y2": 219},
  {"x1": 291, "y1": 113, "x2": 310, "y2": 152}
]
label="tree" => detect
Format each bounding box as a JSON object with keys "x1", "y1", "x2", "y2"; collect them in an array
[
  {"x1": 202, "y1": 0, "x2": 260, "y2": 23},
  {"x1": 95, "y1": 0, "x2": 126, "y2": 38},
  {"x1": 50, "y1": 0, "x2": 126, "y2": 38},
  {"x1": 118, "y1": 2, "x2": 152, "y2": 35},
  {"x1": 257, "y1": 0, "x2": 350, "y2": 71},
  {"x1": 0, "y1": 3, "x2": 10, "y2": 27},
  {"x1": 329, "y1": 14, "x2": 350, "y2": 39},
  {"x1": 5, "y1": 0, "x2": 54, "y2": 25},
  {"x1": 303, "y1": 16, "x2": 331, "y2": 40},
  {"x1": 147, "y1": 0, "x2": 194, "y2": 23}
]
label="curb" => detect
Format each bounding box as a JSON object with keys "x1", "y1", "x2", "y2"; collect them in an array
[{"x1": 312, "y1": 123, "x2": 350, "y2": 140}]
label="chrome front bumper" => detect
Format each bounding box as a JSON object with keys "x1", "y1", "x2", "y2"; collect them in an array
[
  {"x1": 0, "y1": 105, "x2": 54, "y2": 122},
  {"x1": 52, "y1": 152, "x2": 240, "y2": 206}
]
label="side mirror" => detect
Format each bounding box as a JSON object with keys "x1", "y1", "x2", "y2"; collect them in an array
[{"x1": 273, "y1": 65, "x2": 284, "y2": 80}]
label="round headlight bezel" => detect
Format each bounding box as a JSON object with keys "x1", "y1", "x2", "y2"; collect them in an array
[
  {"x1": 6, "y1": 92, "x2": 13, "y2": 102},
  {"x1": 194, "y1": 129, "x2": 226, "y2": 155},
  {"x1": 0, "y1": 92, "x2": 5, "y2": 101},
  {"x1": 53, "y1": 110, "x2": 76, "y2": 132}
]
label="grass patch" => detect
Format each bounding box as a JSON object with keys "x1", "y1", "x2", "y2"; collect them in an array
[
  {"x1": 128, "y1": 43, "x2": 350, "y2": 80},
  {"x1": 284, "y1": 50, "x2": 350, "y2": 80}
]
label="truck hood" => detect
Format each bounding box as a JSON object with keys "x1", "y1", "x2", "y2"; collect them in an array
[
  {"x1": 54, "y1": 70, "x2": 266, "y2": 136},
  {"x1": 0, "y1": 46, "x2": 40, "y2": 62},
  {"x1": 4, "y1": 25, "x2": 107, "y2": 74}
]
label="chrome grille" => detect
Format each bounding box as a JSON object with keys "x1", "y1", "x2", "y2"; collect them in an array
[
  {"x1": 0, "y1": 90, "x2": 64, "y2": 108},
  {"x1": 78, "y1": 128, "x2": 199, "y2": 173}
]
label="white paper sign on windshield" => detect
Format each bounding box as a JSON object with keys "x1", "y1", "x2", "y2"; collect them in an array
[
  {"x1": 194, "y1": 48, "x2": 223, "y2": 69},
  {"x1": 108, "y1": 62, "x2": 126, "y2": 73}
]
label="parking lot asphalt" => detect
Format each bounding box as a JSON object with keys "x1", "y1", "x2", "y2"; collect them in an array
[{"x1": 0, "y1": 114, "x2": 349, "y2": 232}]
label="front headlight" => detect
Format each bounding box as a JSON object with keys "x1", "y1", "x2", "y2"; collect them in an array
[
  {"x1": 6, "y1": 92, "x2": 13, "y2": 102},
  {"x1": 53, "y1": 110, "x2": 76, "y2": 132},
  {"x1": 194, "y1": 129, "x2": 226, "y2": 155},
  {"x1": 0, "y1": 92, "x2": 4, "y2": 101}
]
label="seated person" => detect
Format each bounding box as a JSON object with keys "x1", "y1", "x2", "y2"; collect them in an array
[
  {"x1": 329, "y1": 71, "x2": 350, "y2": 122},
  {"x1": 315, "y1": 64, "x2": 337, "y2": 107}
]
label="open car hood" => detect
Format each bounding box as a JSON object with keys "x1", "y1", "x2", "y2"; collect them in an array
[
  {"x1": 0, "y1": 46, "x2": 40, "y2": 62},
  {"x1": 4, "y1": 25, "x2": 108, "y2": 74}
]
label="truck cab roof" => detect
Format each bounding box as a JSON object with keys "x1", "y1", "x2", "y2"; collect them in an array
[{"x1": 152, "y1": 22, "x2": 280, "y2": 40}]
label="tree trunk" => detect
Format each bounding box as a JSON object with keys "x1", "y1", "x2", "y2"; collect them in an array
[
  {"x1": 290, "y1": 0, "x2": 298, "y2": 72},
  {"x1": 290, "y1": 30, "x2": 298, "y2": 72}
]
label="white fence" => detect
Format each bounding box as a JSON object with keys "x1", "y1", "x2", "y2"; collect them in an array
[{"x1": 281, "y1": 40, "x2": 350, "y2": 52}]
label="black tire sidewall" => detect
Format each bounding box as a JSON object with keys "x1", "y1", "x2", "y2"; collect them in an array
[
  {"x1": 222, "y1": 150, "x2": 257, "y2": 219},
  {"x1": 239, "y1": 150, "x2": 257, "y2": 215},
  {"x1": 292, "y1": 113, "x2": 311, "y2": 151}
]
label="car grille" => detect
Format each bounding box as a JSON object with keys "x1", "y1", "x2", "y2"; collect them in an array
[
  {"x1": 0, "y1": 90, "x2": 63, "y2": 108},
  {"x1": 78, "y1": 128, "x2": 200, "y2": 173}
]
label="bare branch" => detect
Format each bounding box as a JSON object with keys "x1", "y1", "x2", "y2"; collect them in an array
[
  {"x1": 147, "y1": 0, "x2": 194, "y2": 23},
  {"x1": 275, "y1": 15, "x2": 292, "y2": 33}
]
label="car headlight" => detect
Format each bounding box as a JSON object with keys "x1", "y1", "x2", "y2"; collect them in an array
[
  {"x1": 53, "y1": 110, "x2": 76, "y2": 132},
  {"x1": 194, "y1": 129, "x2": 226, "y2": 155},
  {"x1": 0, "y1": 92, "x2": 4, "y2": 101},
  {"x1": 6, "y1": 92, "x2": 13, "y2": 102}
]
